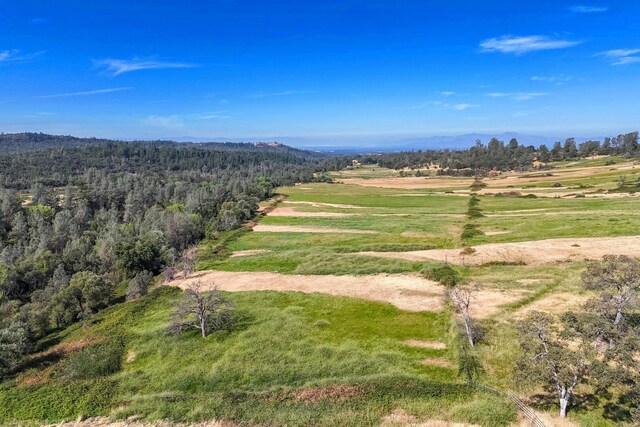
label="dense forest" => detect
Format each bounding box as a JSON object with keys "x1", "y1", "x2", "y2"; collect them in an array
[
  {"x1": 0, "y1": 134, "x2": 330, "y2": 375},
  {"x1": 358, "y1": 131, "x2": 639, "y2": 173}
]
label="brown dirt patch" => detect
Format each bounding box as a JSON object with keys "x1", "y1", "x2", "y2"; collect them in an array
[
  {"x1": 419, "y1": 358, "x2": 455, "y2": 369},
  {"x1": 284, "y1": 200, "x2": 361, "y2": 209},
  {"x1": 167, "y1": 271, "x2": 520, "y2": 317},
  {"x1": 42, "y1": 418, "x2": 235, "y2": 427},
  {"x1": 359, "y1": 235, "x2": 640, "y2": 266},
  {"x1": 288, "y1": 384, "x2": 363, "y2": 404},
  {"x1": 381, "y1": 410, "x2": 479, "y2": 427},
  {"x1": 403, "y1": 340, "x2": 447, "y2": 350},
  {"x1": 168, "y1": 271, "x2": 445, "y2": 312},
  {"x1": 267, "y1": 206, "x2": 358, "y2": 217},
  {"x1": 341, "y1": 177, "x2": 474, "y2": 189},
  {"x1": 253, "y1": 224, "x2": 379, "y2": 234},
  {"x1": 514, "y1": 292, "x2": 591, "y2": 319},
  {"x1": 229, "y1": 249, "x2": 272, "y2": 258},
  {"x1": 126, "y1": 350, "x2": 137, "y2": 363}
]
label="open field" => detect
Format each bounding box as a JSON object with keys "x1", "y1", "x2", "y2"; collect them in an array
[{"x1": 5, "y1": 158, "x2": 638, "y2": 426}]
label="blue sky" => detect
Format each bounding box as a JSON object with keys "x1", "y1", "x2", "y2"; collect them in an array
[{"x1": 1, "y1": 0, "x2": 639, "y2": 143}]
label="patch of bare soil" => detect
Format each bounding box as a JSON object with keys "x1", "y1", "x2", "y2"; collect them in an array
[
  {"x1": 340, "y1": 177, "x2": 474, "y2": 189},
  {"x1": 359, "y1": 235, "x2": 640, "y2": 266},
  {"x1": 403, "y1": 340, "x2": 447, "y2": 350},
  {"x1": 514, "y1": 292, "x2": 591, "y2": 319},
  {"x1": 484, "y1": 231, "x2": 510, "y2": 236},
  {"x1": 167, "y1": 271, "x2": 445, "y2": 312},
  {"x1": 167, "y1": 271, "x2": 521, "y2": 317},
  {"x1": 284, "y1": 200, "x2": 361, "y2": 209},
  {"x1": 419, "y1": 358, "x2": 455, "y2": 369},
  {"x1": 42, "y1": 417, "x2": 235, "y2": 427},
  {"x1": 381, "y1": 410, "x2": 479, "y2": 427},
  {"x1": 229, "y1": 249, "x2": 273, "y2": 258},
  {"x1": 287, "y1": 384, "x2": 363, "y2": 404},
  {"x1": 252, "y1": 224, "x2": 379, "y2": 234},
  {"x1": 267, "y1": 206, "x2": 358, "y2": 217}
]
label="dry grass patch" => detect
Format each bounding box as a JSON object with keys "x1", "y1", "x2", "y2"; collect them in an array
[
  {"x1": 167, "y1": 271, "x2": 445, "y2": 312},
  {"x1": 403, "y1": 340, "x2": 447, "y2": 350},
  {"x1": 252, "y1": 224, "x2": 379, "y2": 234},
  {"x1": 381, "y1": 410, "x2": 480, "y2": 427},
  {"x1": 229, "y1": 249, "x2": 273, "y2": 258},
  {"x1": 359, "y1": 235, "x2": 640, "y2": 266}
]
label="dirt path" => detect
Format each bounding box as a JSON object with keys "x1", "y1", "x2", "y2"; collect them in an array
[
  {"x1": 252, "y1": 224, "x2": 379, "y2": 234},
  {"x1": 166, "y1": 271, "x2": 522, "y2": 317},
  {"x1": 358, "y1": 235, "x2": 640, "y2": 266}
]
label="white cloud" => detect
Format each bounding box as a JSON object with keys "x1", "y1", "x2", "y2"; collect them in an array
[
  {"x1": 451, "y1": 103, "x2": 477, "y2": 111},
  {"x1": 36, "y1": 87, "x2": 132, "y2": 98},
  {"x1": 95, "y1": 57, "x2": 195, "y2": 76},
  {"x1": 480, "y1": 35, "x2": 581, "y2": 54},
  {"x1": 571, "y1": 5, "x2": 608, "y2": 13},
  {"x1": 199, "y1": 112, "x2": 230, "y2": 120},
  {"x1": 439, "y1": 91, "x2": 456, "y2": 97},
  {"x1": 486, "y1": 92, "x2": 548, "y2": 101},
  {"x1": 531, "y1": 75, "x2": 573, "y2": 85},
  {"x1": 412, "y1": 101, "x2": 477, "y2": 111},
  {"x1": 144, "y1": 115, "x2": 186, "y2": 130},
  {"x1": 0, "y1": 49, "x2": 45, "y2": 63},
  {"x1": 600, "y1": 49, "x2": 640, "y2": 65},
  {"x1": 247, "y1": 90, "x2": 312, "y2": 99}
]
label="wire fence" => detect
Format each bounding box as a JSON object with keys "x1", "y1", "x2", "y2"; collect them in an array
[{"x1": 474, "y1": 383, "x2": 547, "y2": 427}]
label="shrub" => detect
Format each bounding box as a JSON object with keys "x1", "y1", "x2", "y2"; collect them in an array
[
  {"x1": 57, "y1": 339, "x2": 125, "y2": 381},
  {"x1": 551, "y1": 182, "x2": 562, "y2": 188},
  {"x1": 422, "y1": 265, "x2": 462, "y2": 287},
  {"x1": 461, "y1": 224, "x2": 483, "y2": 240},
  {"x1": 126, "y1": 270, "x2": 154, "y2": 301}
]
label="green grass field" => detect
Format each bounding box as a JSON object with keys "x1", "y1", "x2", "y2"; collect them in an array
[{"x1": 0, "y1": 288, "x2": 518, "y2": 426}]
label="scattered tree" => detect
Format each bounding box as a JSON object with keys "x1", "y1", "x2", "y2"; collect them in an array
[
  {"x1": 448, "y1": 285, "x2": 476, "y2": 347},
  {"x1": 169, "y1": 282, "x2": 235, "y2": 338},
  {"x1": 517, "y1": 311, "x2": 589, "y2": 418},
  {"x1": 126, "y1": 270, "x2": 154, "y2": 301}
]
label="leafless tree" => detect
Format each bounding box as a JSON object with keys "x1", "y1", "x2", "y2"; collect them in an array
[
  {"x1": 169, "y1": 281, "x2": 235, "y2": 338},
  {"x1": 181, "y1": 250, "x2": 197, "y2": 279},
  {"x1": 448, "y1": 285, "x2": 476, "y2": 347}
]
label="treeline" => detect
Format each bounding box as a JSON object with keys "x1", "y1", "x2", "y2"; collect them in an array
[
  {"x1": 0, "y1": 139, "x2": 327, "y2": 374},
  {"x1": 355, "y1": 131, "x2": 639, "y2": 173},
  {"x1": 0, "y1": 132, "x2": 326, "y2": 160}
]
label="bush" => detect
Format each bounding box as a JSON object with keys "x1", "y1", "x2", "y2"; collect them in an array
[
  {"x1": 422, "y1": 265, "x2": 462, "y2": 287},
  {"x1": 551, "y1": 182, "x2": 562, "y2": 188},
  {"x1": 57, "y1": 339, "x2": 125, "y2": 381},
  {"x1": 461, "y1": 224, "x2": 483, "y2": 240},
  {"x1": 126, "y1": 270, "x2": 154, "y2": 301}
]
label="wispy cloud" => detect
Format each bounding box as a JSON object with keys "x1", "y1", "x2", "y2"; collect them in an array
[
  {"x1": 411, "y1": 101, "x2": 477, "y2": 111},
  {"x1": 144, "y1": 115, "x2": 186, "y2": 130},
  {"x1": 487, "y1": 92, "x2": 548, "y2": 101},
  {"x1": 531, "y1": 75, "x2": 573, "y2": 85},
  {"x1": 36, "y1": 87, "x2": 132, "y2": 99},
  {"x1": 247, "y1": 90, "x2": 312, "y2": 99},
  {"x1": 30, "y1": 17, "x2": 49, "y2": 24},
  {"x1": 599, "y1": 49, "x2": 640, "y2": 65},
  {"x1": 480, "y1": 35, "x2": 581, "y2": 54},
  {"x1": 451, "y1": 103, "x2": 477, "y2": 111},
  {"x1": 0, "y1": 49, "x2": 45, "y2": 63},
  {"x1": 571, "y1": 5, "x2": 608, "y2": 13},
  {"x1": 439, "y1": 91, "x2": 456, "y2": 97},
  {"x1": 198, "y1": 112, "x2": 231, "y2": 120},
  {"x1": 95, "y1": 57, "x2": 196, "y2": 76}
]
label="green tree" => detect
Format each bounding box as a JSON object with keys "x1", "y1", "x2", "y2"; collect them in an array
[{"x1": 49, "y1": 271, "x2": 112, "y2": 326}]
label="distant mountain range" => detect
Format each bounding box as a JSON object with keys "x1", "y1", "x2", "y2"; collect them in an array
[{"x1": 169, "y1": 132, "x2": 607, "y2": 153}]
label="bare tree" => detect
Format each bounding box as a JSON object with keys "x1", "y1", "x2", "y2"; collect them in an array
[
  {"x1": 181, "y1": 250, "x2": 197, "y2": 279},
  {"x1": 169, "y1": 282, "x2": 235, "y2": 338},
  {"x1": 448, "y1": 285, "x2": 476, "y2": 347}
]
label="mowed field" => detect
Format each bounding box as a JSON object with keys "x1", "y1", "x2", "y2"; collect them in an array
[{"x1": 184, "y1": 158, "x2": 640, "y2": 426}]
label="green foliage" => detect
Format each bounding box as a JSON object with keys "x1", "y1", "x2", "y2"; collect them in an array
[
  {"x1": 57, "y1": 339, "x2": 125, "y2": 381},
  {"x1": 49, "y1": 271, "x2": 113, "y2": 327},
  {"x1": 0, "y1": 321, "x2": 30, "y2": 376},
  {"x1": 126, "y1": 270, "x2": 154, "y2": 301},
  {"x1": 422, "y1": 265, "x2": 462, "y2": 287}
]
